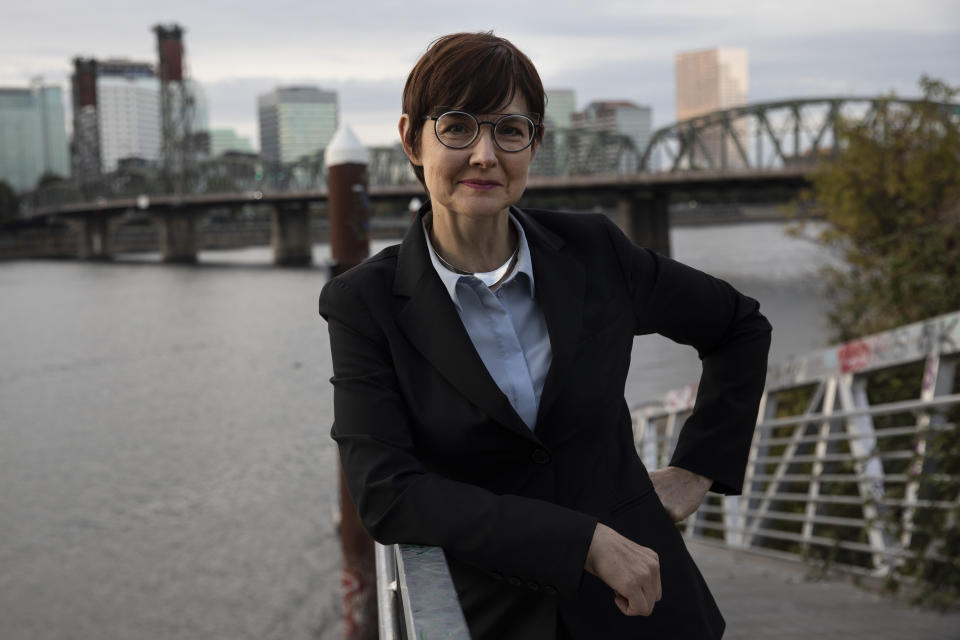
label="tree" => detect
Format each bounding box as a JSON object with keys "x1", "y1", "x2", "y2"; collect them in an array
[
  {"x1": 795, "y1": 78, "x2": 960, "y2": 607},
  {"x1": 0, "y1": 180, "x2": 19, "y2": 224},
  {"x1": 798, "y1": 77, "x2": 960, "y2": 341}
]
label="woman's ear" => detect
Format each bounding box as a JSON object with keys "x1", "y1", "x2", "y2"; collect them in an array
[{"x1": 398, "y1": 114, "x2": 421, "y2": 165}]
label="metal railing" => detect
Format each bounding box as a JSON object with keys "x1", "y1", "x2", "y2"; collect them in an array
[
  {"x1": 634, "y1": 310, "x2": 959, "y2": 576},
  {"x1": 375, "y1": 542, "x2": 470, "y2": 639},
  {"x1": 375, "y1": 311, "x2": 960, "y2": 635}
]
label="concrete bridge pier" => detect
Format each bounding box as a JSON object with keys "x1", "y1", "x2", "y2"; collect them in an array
[
  {"x1": 74, "y1": 216, "x2": 114, "y2": 260},
  {"x1": 270, "y1": 202, "x2": 313, "y2": 266},
  {"x1": 615, "y1": 190, "x2": 671, "y2": 257},
  {"x1": 156, "y1": 211, "x2": 198, "y2": 263}
]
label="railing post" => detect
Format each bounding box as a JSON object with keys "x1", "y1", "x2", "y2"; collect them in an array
[
  {"x1": 903, "y1": 351, "x2": 956, "y2": 549},
  {"x1": 374, "y1": 543, "x2": 399, "y2": 640},
  {"x1": 802, "y1": 377, "x2": 838, "y2": 552},
  {"x1": 837, "y1": 374, "x2": 892, "y2": 573}
]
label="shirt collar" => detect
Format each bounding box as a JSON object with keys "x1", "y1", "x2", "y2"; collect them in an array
[{"x1": 422, "y1": 207, "x2": 536, "y2": 309}]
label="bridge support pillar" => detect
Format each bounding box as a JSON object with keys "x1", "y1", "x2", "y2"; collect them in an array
[
  {"x1": 271, "y1": 203, "x2": 313, "y2": 266},
  {"x1": 75, "y1": 216, "x2": 113, "y2": 260},
  {"x1": 157, "y1": 211, "x2": 198, "y2": 263},
  {"x1": 616, "y1": 191, "x2": 671, "y2": 257}
]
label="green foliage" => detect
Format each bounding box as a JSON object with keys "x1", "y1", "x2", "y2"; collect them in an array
[
  {"x1": 798, "y1": 77, "x2": 960, "y2": 342},
  {"x1": 789, "y1": 83, "x2": 960, "y2": 606},
  {"x1": 0, "y1": 180, "x2": 19, "y2": 224}
]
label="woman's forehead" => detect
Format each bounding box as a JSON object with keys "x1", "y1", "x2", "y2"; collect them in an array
[{"x1": 442, "y1": 92, "x2": 530, "y2": 115}]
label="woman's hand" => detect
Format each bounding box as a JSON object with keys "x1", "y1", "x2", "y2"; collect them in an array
[
  {"x1": 584, "y1": 523, "x2": 662, "y2": 616},
  {"x1": 648, "y1": 466, "x2": 712, "y2": 522}
]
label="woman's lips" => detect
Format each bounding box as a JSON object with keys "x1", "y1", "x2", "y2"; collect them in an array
[{"x1": 461, "y1": 180, "x2": 500, "y2": 190}]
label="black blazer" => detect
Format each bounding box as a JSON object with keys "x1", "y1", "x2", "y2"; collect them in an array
[{"x1": 319, "y1": 206, "x2": 772, "y2": 639}]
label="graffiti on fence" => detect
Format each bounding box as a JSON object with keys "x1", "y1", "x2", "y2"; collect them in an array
[{"x1": 765, "y1": 311, "x2": 960, "y2": 389}]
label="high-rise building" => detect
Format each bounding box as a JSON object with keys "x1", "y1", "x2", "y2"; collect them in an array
[
  {"x1": 675, "y1": 47, "x2": 749, "y2": 168},
  {"x1": 257, "y1": 87, "x2": 338, "y2": 165},
  {"x1": 71, "y1": 58, "x2": 101, "y2": 183},
  {"x1": 209, "y1": 128, "x2": 254, "y2": 156},
  {"x1": 96, "y1": 59, "x2": 161, "y2": 173},
  {"x1": 529, "y1": 89, "x2": 578, "y2": 177},
  {"x1": 572, "y1": 100, "x2": 653, "y2": 153},
  {"x1": 545, "y1": 89, "x2": 576, "y2": 129},
  {"x1": 0, "y1": 81, "x2": 70, "y2": 192}
]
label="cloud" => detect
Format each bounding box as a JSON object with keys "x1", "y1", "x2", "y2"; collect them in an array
[{"x1": 2, "y1": 1, "x2": 956, "y2": 146}]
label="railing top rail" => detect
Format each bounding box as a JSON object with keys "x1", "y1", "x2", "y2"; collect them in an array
[
  {"x1": 637, "y1": 310, "x2": 960, "y2": 416},
  {"x1": 765, "y1": 310, "x2": 959, "y2": 390},
  {"x1": 390, "y1": 544, "x2": 470, "y2": 639}
]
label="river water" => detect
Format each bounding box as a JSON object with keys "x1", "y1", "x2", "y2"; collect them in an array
[{"x1": 0, "y1": 221, "x2": 834, "y2": 639}]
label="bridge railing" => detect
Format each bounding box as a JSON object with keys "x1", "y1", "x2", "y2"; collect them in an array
[
  {"x1": 375, "y1": 542, "x2": 470, "y2": 639},
  {"x1": 634, "y1": 310, "x2": 960, "y2": 576}
]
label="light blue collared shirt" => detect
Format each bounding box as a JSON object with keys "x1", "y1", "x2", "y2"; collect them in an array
[{"x1": 423, "y1": 210, "x2": 552, "y2": 430}]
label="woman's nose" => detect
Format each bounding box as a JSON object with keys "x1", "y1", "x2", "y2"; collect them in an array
[{"x1": 469, "y1": 126, "x2": 499, "y2": 166}]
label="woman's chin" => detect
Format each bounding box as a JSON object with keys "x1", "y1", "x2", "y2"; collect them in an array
[{"x1": 439, "y1": 198, "x2": 513, "y2": 221}]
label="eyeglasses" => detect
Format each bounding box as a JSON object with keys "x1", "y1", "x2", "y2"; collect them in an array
[{"x1": 425, "y1": 110, "x2": 541, "y2": 152}]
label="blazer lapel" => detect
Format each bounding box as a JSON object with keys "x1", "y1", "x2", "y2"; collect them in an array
[
  {"x1": 512, "y1": 209, "x2": 586, "y2": 433},
  {"x1": 393, "y1": 208, "x2": 539, "y2": 443}
]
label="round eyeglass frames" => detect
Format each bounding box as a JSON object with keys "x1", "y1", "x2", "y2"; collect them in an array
[{"x1": 426, "y1": 111, "x2": 539, "y2": 152}]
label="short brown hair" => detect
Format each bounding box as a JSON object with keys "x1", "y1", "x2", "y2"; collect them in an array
[{"x1": 401, "y1": 32, "x2": 546, "y2": 187}]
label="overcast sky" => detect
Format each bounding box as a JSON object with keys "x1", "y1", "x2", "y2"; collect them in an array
[{"x1": 3, "y1": 0, "x2": 958, "y2": 147}]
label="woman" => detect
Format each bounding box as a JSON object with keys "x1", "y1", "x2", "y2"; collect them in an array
[{"x1": 319, "y1": 32, "x2": 771, "y2": 639}]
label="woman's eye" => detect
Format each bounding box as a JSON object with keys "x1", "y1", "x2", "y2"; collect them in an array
[
  {"x1": 497, "y1": 117, "x2": 531, "y2": 139},
  {"x1": 437, "y1": 114, "x2": 475, "y2": 138}
]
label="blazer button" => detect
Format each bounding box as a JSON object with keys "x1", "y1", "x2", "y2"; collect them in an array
[
  {"x1": 543, "y1": 585, "x2": 558, "y2": 596},
  {"x1": 491, "y1": 571, "x2": 504, "y2": 581},
  {"x1": 531, "y1": 449, "x2": 551, "y2": 464},
  {"x1": 526, "y1": 580, "x2": 540, "y2": 591},
  {"x1": 508, "y1": 576, "x2": 523, "y2": 587}
]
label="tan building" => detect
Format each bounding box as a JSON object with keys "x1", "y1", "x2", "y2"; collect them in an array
[{"x1": 675, "y1": 48, "x2": 749, "y2": 168}]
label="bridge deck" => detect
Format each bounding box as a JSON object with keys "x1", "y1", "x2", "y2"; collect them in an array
[{"x1": 688, "y1": 540, "x2": 960, "y2": 639}]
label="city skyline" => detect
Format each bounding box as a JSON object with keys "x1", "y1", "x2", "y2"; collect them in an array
[{"x1": 2, "y1": 1, "x2": 958, "y2": 148}]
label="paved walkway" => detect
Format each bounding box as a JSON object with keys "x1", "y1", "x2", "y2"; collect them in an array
[{"x1": 688, "y1": 540, "x2": 960, "y2": 639}]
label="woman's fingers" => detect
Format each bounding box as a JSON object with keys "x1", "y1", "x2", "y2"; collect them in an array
[
  {"x1": 648, "y1": 466, "x2": 712, "y2": 522},
  {"x1": 615, "y1": 589, "x2": 652, "y2": 616},
  {"x1": 585, "y1": 523, "x2": 662, "y2": 617}
]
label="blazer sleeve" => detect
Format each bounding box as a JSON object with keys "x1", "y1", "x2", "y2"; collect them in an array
[
  {"x1": 600, "y1": 215, "x2": 772, "y2": 495},
  {"x1": 319, "y1": 276, "x2": 598, "y2": 599}
]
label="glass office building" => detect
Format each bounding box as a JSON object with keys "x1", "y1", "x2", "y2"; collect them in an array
[
  {"x1": 0, "y1": 83, "x2": 69, "y2": 192},
  {"x1": 258, "y1": 87, "x2": 338, "y2": 165}
]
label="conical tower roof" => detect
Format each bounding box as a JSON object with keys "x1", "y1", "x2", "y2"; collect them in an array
[{"x1": 325, "y1": 124, "x2": 369, "y2": 167}]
